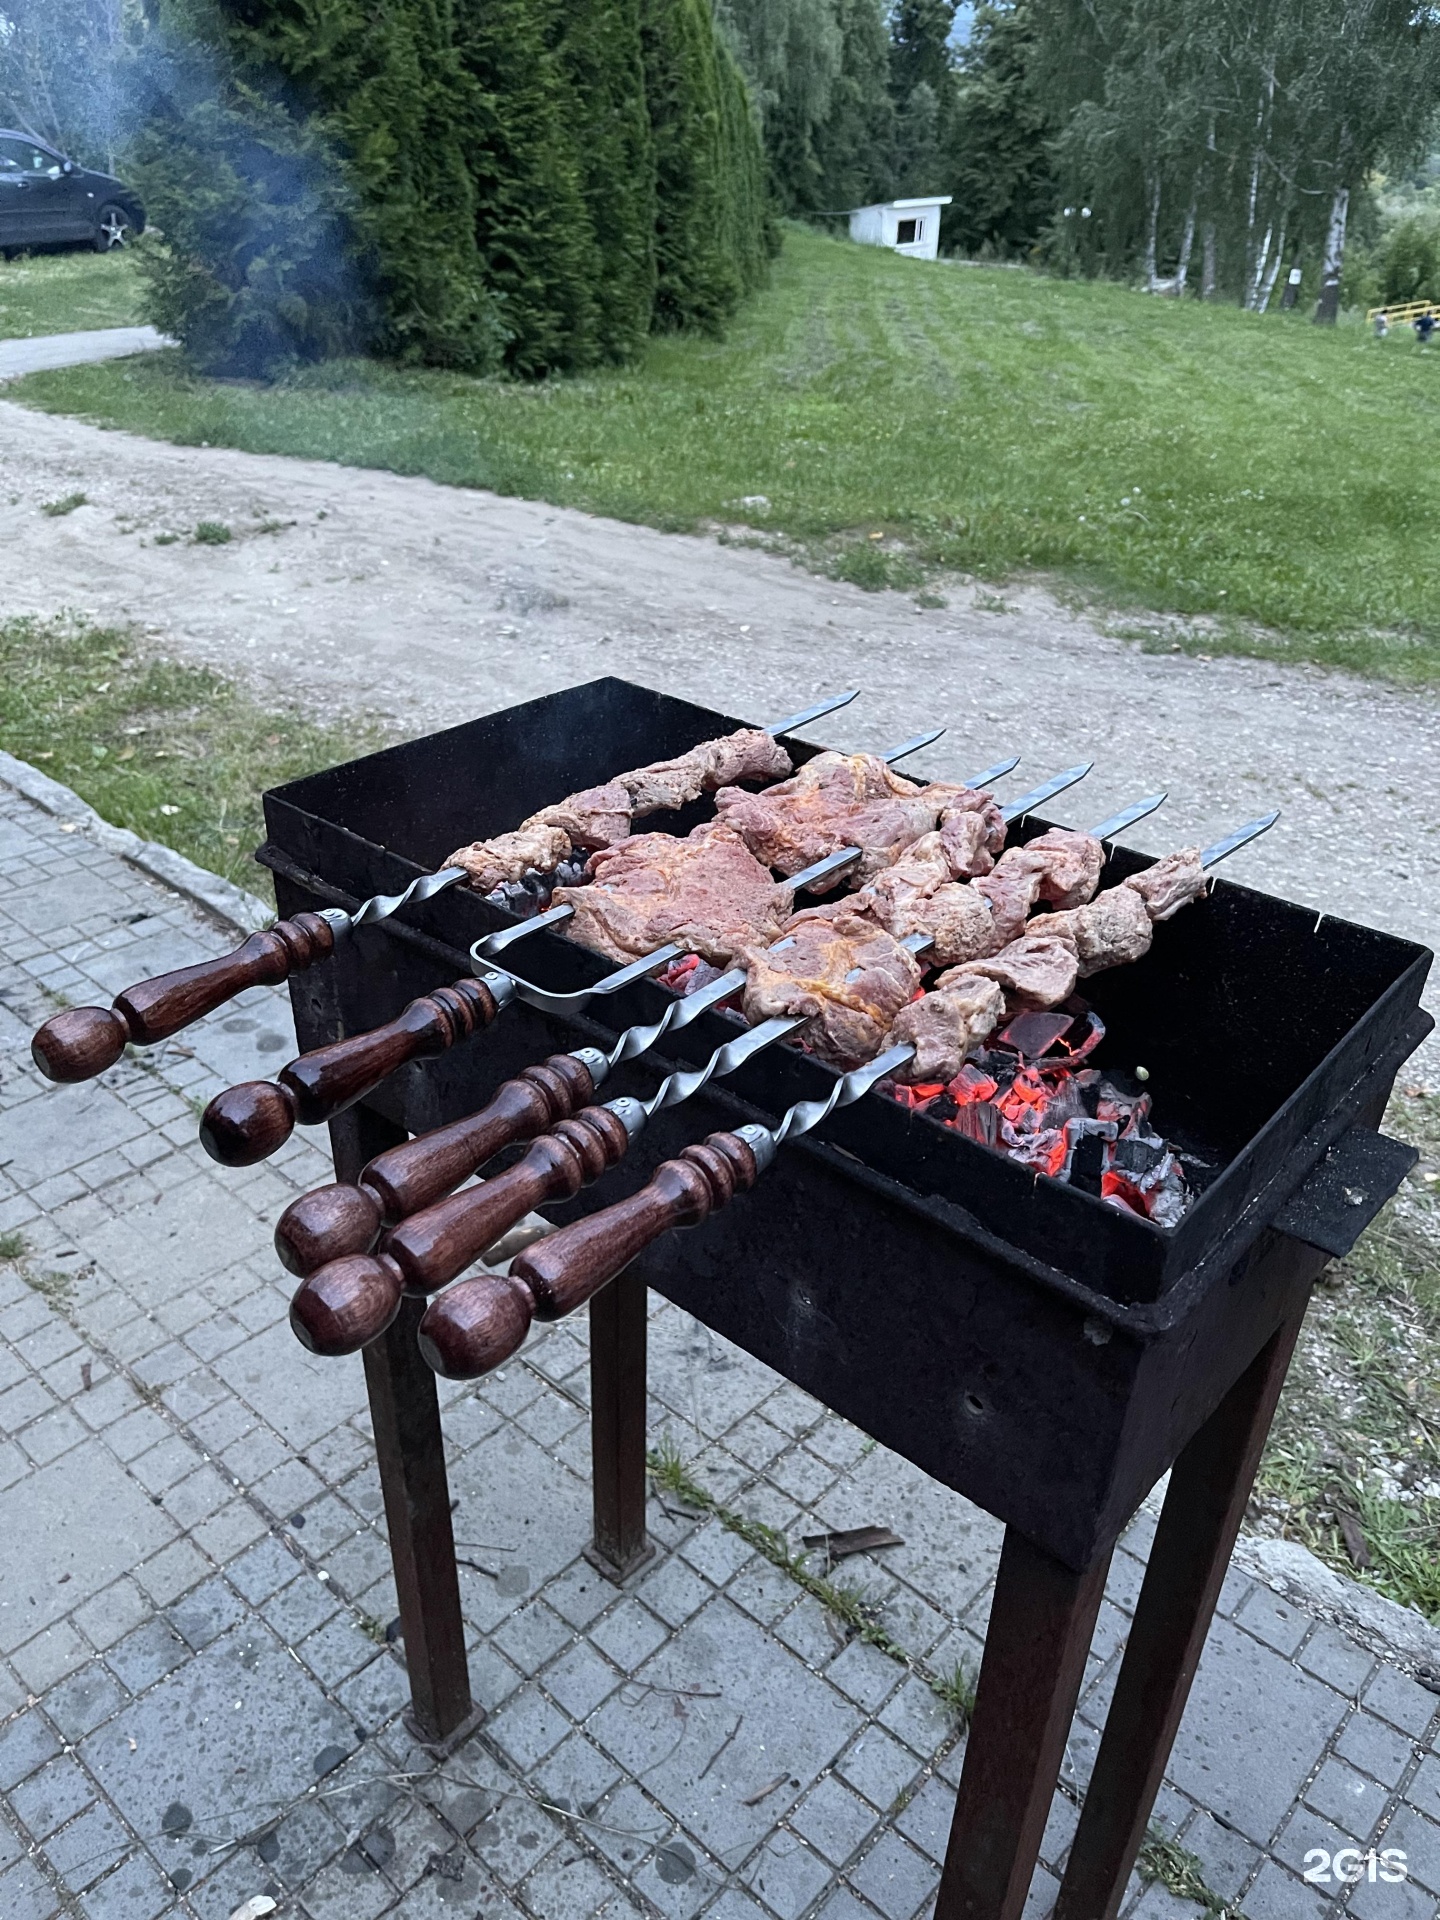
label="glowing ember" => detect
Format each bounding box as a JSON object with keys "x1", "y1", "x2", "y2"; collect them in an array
[{"x1": 887, "y1": 1008, "x2": 1191, "y2": 1225}]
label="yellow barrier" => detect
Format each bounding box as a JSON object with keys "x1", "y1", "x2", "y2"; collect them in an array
[{"x1": 1366, "y1": 299, "x2": 1440, "y2": 327}]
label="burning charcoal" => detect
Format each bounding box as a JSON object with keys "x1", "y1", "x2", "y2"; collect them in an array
[
  {"x1": 997, "y1": 1009, "x2": 1076, "y2": 1060},
  {"x1": 1069, "y1": 1127, "x2": 1107, "y2": 1194}
]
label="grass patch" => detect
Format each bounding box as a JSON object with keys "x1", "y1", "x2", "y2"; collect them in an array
[
  {"x1": 1137, "y1": 1824, "x2": 1244, "y2": 1916},
  {"x1": 0, "y1": 248, "x2": 144, "y2": 337},
  {"x1": 41, "y1": 492, "x2": 87, "y2": 517},
  {"x1": 10, "y1": 225, "x2": 1440, "y2": 681},
  {"x1": 1254, "y1": 1084, "x2": 1440, "y2": 1622},
  {"x1": 0, "y1": 614, "x2": 379, "y2": 899},
  {"x1": 192, "y1": 520, "x2": 231, "y2": 545},
  {"x1": 0, "y1": 1230, "x2": 28, "y2": 1262},
  {"x1": 648, "y1": 1437, "x2": 976, "y2": 1727}
]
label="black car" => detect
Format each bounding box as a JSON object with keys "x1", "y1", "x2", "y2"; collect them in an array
[{"x1": 0, "y1": 131, "x2": 146, "y2": 257}]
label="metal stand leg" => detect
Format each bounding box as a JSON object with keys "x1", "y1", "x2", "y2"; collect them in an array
[
  {"x1": 329, "y1": 1106, "x2": 475, "y2": 1747},
  {"x1": 585, "y1": 1266, "x2": 655, "y2": 1581},
  {"x1": 935, "y1": 1529, "x2": 1114, "y2": 1920},
  {"x1": 1052, "y1": 1301, "x2": 1310, "y2": 1920}
]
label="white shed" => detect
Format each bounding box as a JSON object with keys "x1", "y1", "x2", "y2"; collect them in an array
[{"x1": 848, "y1": 196, "x2": 952, "y2": 262}]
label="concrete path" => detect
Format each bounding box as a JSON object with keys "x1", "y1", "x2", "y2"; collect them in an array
[
  {"x1": 0, "y1": 326, "x2": 169, "y2": 381},
  {"x1": 1, "y1": 395, "x2": 1436, "y2": 1084},
  {"x1": 2, "y1": 771, "x2": 1439, "y2": 1919}
]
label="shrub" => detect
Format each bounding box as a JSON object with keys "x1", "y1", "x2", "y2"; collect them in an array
[{"x1": 1376, "y1": 212, "x2": 1440, "y2": 306}]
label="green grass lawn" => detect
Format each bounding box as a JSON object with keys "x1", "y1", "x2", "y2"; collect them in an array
[
  {"x1": 0, "y1": 248, "x2": 145, "y2": 337},
  {"x1": 11, "y1": 224, "x2": 1440, "y2": 681},
  {"x1": 0, "y1": 615, "x2": 376, "y2": 900}
]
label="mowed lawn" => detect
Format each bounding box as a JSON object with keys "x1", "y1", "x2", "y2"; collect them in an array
[
  {"x1": 0, "y1": 248, "x2": 144, "y2": 337},
  {"x1": 13, "y1": 225, "x2": 1440, "y2": 681}
]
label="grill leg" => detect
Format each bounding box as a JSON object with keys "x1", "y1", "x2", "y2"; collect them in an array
[
  {"x1": 1051, "y1": 1299, "x2": 1309, "y2": 1920},
  {"x1": 330, "y1": 1106, "x2": 475, "y2": 1747},
  {"x1": 934, "y1": 1528, "x2": 1113, "y2": 1920},
  {"x1": 586, "y1": 1266, "x2": 655, "y2": 1581}
]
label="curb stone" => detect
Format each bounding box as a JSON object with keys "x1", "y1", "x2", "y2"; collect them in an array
[
  {"x1": 1140, "y1": 1473, "x2": 1440, "y2": 1683},
  {"x1": 0, "y1": 746, "x2": 272, "y2": 935}
]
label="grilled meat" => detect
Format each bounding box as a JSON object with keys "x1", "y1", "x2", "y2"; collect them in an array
[
  {"x1": 790, "y1": 832, "x2": 1003, "y2": 969},
  {"x1": 942, "y1": 934, "x2": 1081, "y2": 1011},
  {"x1": 446, "y1": 727, "x2": 792, "y2": 892},
  {"x1": 1028, "y1": 849, "x2": 1206, "y2": 976},
  {"x1": 1028, "y1": 885, "x2": 1152, "y2": 978},
  {"x1": 1121, "y1": 847, "x2": 1207, "y2": 921},
  {"x1": 715, "y1": 754, "x2": 1004, "y2": 892},
  {"x1": 972, "y1": 828, "x2": 1106, "y2": 941},
  {"x1": 886, "y1": 976, "x2": 1005, "y2": 1084},
  {"x1": 554, "y1": 820, "x2": 794, "y2": 967},
  {"x1": 739, "y1": 911, "x2": 923, "y2": 1069},
  {"x1": 890, "y1": 849, "x2": 1209, "y2": 1080}
]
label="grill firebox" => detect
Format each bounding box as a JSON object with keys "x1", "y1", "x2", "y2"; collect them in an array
[{"x1": 257, "y1": 679, "x2": 1430, "y2": 1920}]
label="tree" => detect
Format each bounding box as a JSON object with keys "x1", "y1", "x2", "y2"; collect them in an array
[
  {"x1": 110, "y1": 0, "x2": 769, "y2": 377},
  {"x1": 0, "y1": 0, "x2": 139, "y2": 169},
  {"x1": 890, "y1": 0, "x2": 959, "y2": 99},
  {"x1": 810, "y1": 0, "x2": 894, "y2": 209},
  {"x1": 716, "y1": 0, "x2": 841, "y2": 212},
  {"x1": 942, "y1": 1, "x2": 1052, "y2": 256},
  {"x1": 641, "y1": 0, "x2": 773, "y2": 334}
]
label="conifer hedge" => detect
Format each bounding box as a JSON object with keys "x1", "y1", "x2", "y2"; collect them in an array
[{"x1": 135, "y1": 0, "x2": 773, "y2": 378}]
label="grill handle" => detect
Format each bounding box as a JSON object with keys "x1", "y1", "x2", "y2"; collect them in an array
[
  {"x1": 418, "y1": 1130, "x2": 758, "y2": 1380},
  {"x1": 1274, "y1": 1126, "x2": 1419, "y2": 1259},
  {"x1": 200, "y1": 975, "x2": 507, "y2": 1168},
  {"x1": 30, "y1": 913, "x2": 336, "y2": 1084},
  {"x1": 285, "y1": 1104, "x2": 633, "y2": 1355},
  {"x1": 273, "y1": 1052, "x2": 600, "y2": 1275}
]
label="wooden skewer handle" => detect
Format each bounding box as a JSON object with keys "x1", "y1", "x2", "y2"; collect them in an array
[
  {"x1": 31, "y1": 913, "x2": 335, "y2": 1083},
  {"x1": 364, "y1": 1053, "x2": 599, "y2": 1221},
  {"x1": 418, "y1": 1130, "x2": 757, "y2": 1379},
  {"x1": 384, "y1": 1105, "x2": 633, "y2": 1293},
  {"x1": 283, "y1": 976, "x2": 505, "y2": 1126},
  {"x1": 271, "y1": 1053, "x2": 599, "y2": 1275},
  {"x1": 200, "y1": 975, "x2": 505, "y2": 1168}
]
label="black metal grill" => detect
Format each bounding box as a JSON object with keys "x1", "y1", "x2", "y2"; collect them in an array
[{"x1": 257, "y1": 677, "x2": 1431, "y2": 1920}]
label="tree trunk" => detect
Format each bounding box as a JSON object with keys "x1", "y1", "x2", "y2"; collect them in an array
[
  {"x1": 1256, "y1": 226, "x2": 1286, "y2": 313},
  {"x1": 1175, "y1": 196, "x2": 1197, "y2": 295},
  {"x1": 1247, "y1": 224, "x2": 1273, "y2": 311},
  {"x1": 1313, "y1": 185, "x2": 1349, "y2": 325},
  {"x1": 1201, "y1": 222, "x2": 1216, "y2": 300},
  {"x1": 1143, "y1": 172, "x2": 1161, "y2": 289}
]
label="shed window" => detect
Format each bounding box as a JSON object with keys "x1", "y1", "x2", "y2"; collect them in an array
[{"x1": 896, "y1": 218, "x2": 920, "y2": 244}]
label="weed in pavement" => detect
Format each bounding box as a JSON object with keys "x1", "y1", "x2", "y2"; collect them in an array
[{"x1": 40, "y1": 492, "x2": 86, "y2": 516}]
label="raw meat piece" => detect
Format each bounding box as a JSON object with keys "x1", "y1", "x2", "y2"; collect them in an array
[
  {"x1": 531, "y1": 782, "x2": 633, "y2": 850},
  {"x1": 555, "y1": 821, "x2": 793, "y2": 966}
]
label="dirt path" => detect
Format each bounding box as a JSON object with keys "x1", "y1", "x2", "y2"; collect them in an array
[{"x1": 2, "y1": 393, "x2": 1437, "y2": 1075}]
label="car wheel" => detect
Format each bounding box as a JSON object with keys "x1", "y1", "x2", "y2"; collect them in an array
[{"x1": 94, "y1": 203, "x2": 131, "y2": 252}]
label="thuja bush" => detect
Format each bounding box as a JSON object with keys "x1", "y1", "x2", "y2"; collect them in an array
[{"x1": 133, "y1": 0, "x2": 769, "y2": 380}]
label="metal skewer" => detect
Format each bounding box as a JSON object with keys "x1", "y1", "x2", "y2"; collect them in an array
[
  {"x1": 292, "y1": 789, "x2": 1165, "y2": 1349},
  {"x1": 476, "y1": 724, "x2": 968, "y2": 962},
  {"x1": 275, "y1": 753, "x2": 1028, "y2": 1273},
  {"x1": 28, "y1": 691, "x2": 862, "y2": 1087},
  {"x1": 201, "y1": 728, "x2": 993, "y2": 1169},
  {"x1": 413, "y1": 804, "x2": 1281, "y2": 1380}
]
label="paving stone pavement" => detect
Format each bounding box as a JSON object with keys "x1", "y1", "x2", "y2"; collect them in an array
[{"x1": 1, "y1": 774, "x2": 1438, "y2": 1920}]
